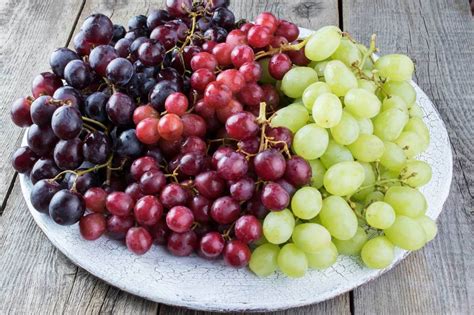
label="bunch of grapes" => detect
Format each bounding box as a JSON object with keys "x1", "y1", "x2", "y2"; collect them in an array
[{"x1": 10, "y1": 0, "x2": 437, "y2": 278}]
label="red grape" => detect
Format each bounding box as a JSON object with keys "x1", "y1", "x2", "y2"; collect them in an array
[
  {"x1": 165, "y1": 92, "x2": 188, "y2": 116},
  {"x1": 200, "y1": 232, "x2": 225, "y2": 259},
  {"x1": 226, "y1": 29, "x2": 247, "y2": 47},
  {"x1": 223, "y1": 240, "x2": 251, "y2": 267},
  {"x1": 190, "y1": 68, "x2": 216, "y2": 92},
  {"x1": 166, "y1": 206, "x2": 194, "y2": 233},
  {"x1": 239, "y1": 61, "x2": 262, "y2": 82},
  {"x1": 204, "y1": 81, "x2": 232, "y2": 109},
  {"x1": 190, "y1": 195, "x2": 211, "y2": 223},
  {"x1": 133, "y1": 104, "x2": 159, "y2": 125},
  {"x1": 181, "y1": 113, "x2": 207, "y2": 137},
  {"x1": 284, "y1": 155, "x2": 312, "y2": 186},
  {"x1": 10, "y1": 97, "x2": 33, "y2": 127},
  {"x1": 210, "y1": 196, "x2": 240, "y2": 224},
  {"x1": 80, "y1": 213, "x2": 107, "y2": 241},
  {"x1": 229, "y1": 176, "x2": 255, "y2": 202},
  {"x1": 31, "y1": 72, "x2": 62, "y2": 98},
  {"x1": 190, "y1": 52, "x2": 218, "y2": 71},
  {"x1": 194, "y1": 171, "x2": 226, "y2": 199},
  {"x1": 106, "y1": 192, "x2": 135, "y2": 217},
  {"x1": 275, "y1": 20, "x2": 299, "y2": 42},
  {"x1": 261, "y1": 181, "x2": 289, "y2": 211},
  {"x1": 237, "y1": 82, "x2": 264, "y2": 106},
  {"x1": 126, "y1": 227, "x2": 153, "y2": 255},
  {"x1": 216, "y1": 69, "x2": 245, "y2": 93},
  {"x1": 212, "y1": 43, "x2": 233, "y2": 66},
  {"x1": 160, "y1": 183, "x2": 189, "y2": 208},
  {"x1": 158, "y1": 113, "x2": 184, "y2": 141},
  {"x1": 136, "y1": 117, "x2": 160, "y2": 144},
  {"x1": 269, "y1": 53, "x2": 292, "y2": 80},
  {"x1": 234, "y1": 215, "x2": 262, "y2": 243},
  {"x1": 231, "y1": 45, "x2": 254, "y2": 68},
  {"x1": 139, "y1": 169, "x2": 166, "y2": 195},
  {"x1": 225, "y1": 111, "x2": 259, "y2": 140},
  {"x1": 167, "y1": 230, "x2": 197, "y2": 256},
  {"x1": 255, "y1": 12, "x2": 279, "y2": 33},
  {"x1": 217, "y1": 151, "x2": 248, "y2": 181},
  {"x1": 247, "y1": 25, "x2": 272, "y2": 48}
]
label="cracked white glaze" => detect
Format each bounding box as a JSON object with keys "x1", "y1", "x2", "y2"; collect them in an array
[{"x1": 19, "y1": 28, "x2": 453, "y2": 312}]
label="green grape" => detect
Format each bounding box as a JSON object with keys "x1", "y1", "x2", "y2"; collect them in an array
[
  {"x1": 344, "y1": 88, "x2": 382, "y2": 118},
  {"x1": 374, "y1": 54, "x2": 414, "y2": 81},
  {"x1": 348, "y1": 134, "x2": 385, "y2": 162},
  {"x1": 271, "y1": 104, "x2": 309, "y2": 133},
  {"x1": 361, "y1": 236, "x2": 395, "y2": 268},
  {"x1": 308, "y1": 60, "x2": 319, "y2": 68},
  {"x1": 277, "y1": 243, "x2": 308, "y2": 278},
  {"x1": 384, "y1": 186, "x2": 427, "y2": 218},
  {"x1": 356, "y1": 117, "x2": 374, "y2": 135},
  {"x1": 365, "y1": 191, "x2": 385, "y2": 206},
  {"x1": 380, "y1": 141, "x2": 407, "y2": 172},
  {"x1": 258, "y1": 57, "x2": 277, "y2": 84},
  {"x1": 253, "y1": 234, "x2": 268, "y2": 246},
  {"x1": 382, "y1": 80, "x2": 416, "y2": 106},
  {"x1": 358, "y1": 79, "x2": 377, "y2": 93},
  {"x1": 306, "y1": 242, "x2": 338, "y2": 269},
  {"x1": 249, "y1": 243, "x2": 280, "y2": 277},
  {"x1": 324, "y1": 60, "x2": 358, "y2": 96},
  {"x1": 331, "y1": 38, "x2": 362, "y2": 67},
  {"x1": 381, "y1": 95, "x2": 408, "y2": 114},
  {"x1": 293, "y1": 123, "x2": 329, "y2": 160},
  {"x1": 380, "y1": 168, "x2": 402, "y2": 188},
  {"x1": 395, "y1": 131, "x2": 427, "y2": 158},
  {"x1": 323, "y1": 161, "x2": 365, "y2": 196},
  {"x1": 365, "y1": 201, "x2": 396, "y2": 229},
  {"x1": 330, "y1": 111, "x2": 360, "y2": 145},
  {"x1": 320, "y1": 140, "x2": 353, "y2": 168},
  {"x1": 319, "y1": 196, "x2": 358, "y2": 240},
  {"x1": 291, "y1": 187, "x2": 322, "y2": 219},
  {"x1": 281, "y1": 67, "x2": 319, "y2": 98},
  {"x1": 352, "y1": 162, "x2": 376, "y2": 201},
  {"x1": 305, "y1": 26, "x2": 342, "y2": 61},
  {"x1": 333, "y1": 226, "x2": 368, "y2": 255},
  {"x1": 263, "y1": 209, "x2": 295, "y2": 244},
  {"x1": 400, "y1": 160, "x2": 432, "y2": 188},
  {"x1": 409, "y1": 103, "x2": 424, "y2": 118},
  {"x1": 404, "y1": 117, "x2": 430, "y2": 144},
  {"x1": 292, "y1": 223, "x2": 331, "y2": 253},
  {"x1": 314, "y1": 61, "x2": 329, "y2": 78},
  {"x1": 373, "y1": 108, "x2": 409, "y2": 141},
  {"x1": 383, "y1": 215, "x2": 426, "y2": 250},
  {"x1": 416, "y1": 215, "x2": 438, "y2": 242},
  {"x1": 312, "y1": 93, "x2": 343, "y2": 128},
  {"x1": 302, "y1": 82, "x2": 332, "y2": 111},
  {"x1": 309, "y1": 159, "x2": 326, "y2": 189}
]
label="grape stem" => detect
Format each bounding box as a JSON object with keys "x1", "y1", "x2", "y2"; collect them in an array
[
  {"x1": 81, "y1": 116, "x2": 108, "y2": 133},
  {"x1": 179, "y1": 12, "x2": 198, "y2": 52},
  {"x1": 71, "y1": 155, "x2": 114, "y2": 192},
  {"x1": 354, "y1": 178, "x2": 406, "y2": 194},
  {"x1": 254, "y1": 35, "x2": 313, "y2": 60}
]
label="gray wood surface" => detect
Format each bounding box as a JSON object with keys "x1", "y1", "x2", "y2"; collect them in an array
[{"x1": 0, "y1": 0, "x2": 472, "y2": 314}]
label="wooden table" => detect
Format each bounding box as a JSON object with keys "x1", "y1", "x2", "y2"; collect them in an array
[{"x1": 0, "y1": 0, "x2": 472, "y2": 313}]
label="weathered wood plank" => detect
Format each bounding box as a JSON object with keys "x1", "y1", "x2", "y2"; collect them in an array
[
  {"x1": 343, "y1": 0, "x2": 474, "y2": 313},
  {"x1": 0, "y1": 0, "x2": 85, "y2": 207}
]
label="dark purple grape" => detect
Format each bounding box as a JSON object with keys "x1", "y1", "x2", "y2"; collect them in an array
[
  {"x1": 64, "y1": 60, "x2": 92, "y2": 89},
  {"x1": 204, "y1": 27, "x2": 228, "y2": 42},
  {"x1": 149, "y1": 80, "x2": 179, "y2": 110},
  {"x1": 81, "y1": 13, "x2": 114, "y2": 45},
  {"x1": 30, "y1": 179, "x2": 61, "y2": 213},
  {"x1": 84, "y1": 92, "x2": 109, "y2": 123},
  {"x1": 212, "y1": 7, "x2": 235, "y2": 30},
  {"x1": 51, "y1": 105, "x2": 83, "y2": 140},
  {"x1": 157, "y1": 67, "x2": 183, "y2": 86},
  {"x1": 49, "y1": 48, "x2": 80, "y2": 77},
  {"x1": 83, "y1": 131, "x2": 111, "y2": 164},
  {"x1": 138, "y1": 42, "x2": 165, "y2": 66},
  {"x1": 124, "y1": 31, "x2": 138, "y2": 41},
  {"x1": 30, "y1": 95, "x2": 56, "y2": 127},
  {"x1": 11, "y1": 146, "x2": 38, "y2": 174},
  {"x1": 147, "y1": 10, "x2": 170, "y2": 29},
  {"x1": 27, "y1": 124, "x2": 58, "y2": 157},
  {"x1": 146, "y1": 147, "x2": 164, "y2": 163},
  {"x1": 116, "y1": 129, "x2": 144, "y2": 158},
  {"x1": 53, "y1": 86, "x2": 84, "y2": 109},
  {"x1": 165, "y1": 20, "x2": 189, "y2": 41},
  {"x1": 10, "y1": 97, "x2": 33, "y2": 127},
  {"x1": 112, "y1": 24, "x2": 126, "y2": 42},
  {"x1": 166, "y1": 0, "x2": 192, "y2": 17},
  {"x1": 149, "y1": 25, "x2": 178, "y2": 50},
  {"x1": 49, "y1": 189, "x2": 85, "y2": 225},
  {"x1": 73, "y1": 31, "x2": 93, "y2": 56},
  {"x1": 129, "y1": 36, "x2": 151, "y2": 60},
  {"x1": 53, "y1": 138, "x2": 84, "y2": 170},
  {"x1": 106, "y1": 92, "x2": 136, "y2": 126},
  {"x1": 106, "y1": 57, "x2": 134, "y2": 86},
  {"x1": 124, "y1": 73, "x2": 142, "y2": 99},
  {"x1": 140, "y1": 77, "x2": 157, "y2": 100},
  {"x1": 65, "y1": 171, "x2": 98, "y2": 195},
  {"x1": 128, "y1": 15, "x2": 148, "y2": 32},
  {"x1": 170, "y1": 49, "x2": 185, "y2": 74},
  {"x1": 30, "y1": 158, "x2": 60, "y2": 184},
  {"x1": 197, "y1": 16, "x2": 212, "y2": 32},
  {"x1": 114, "y1": 38, "x2": 132, "y2": 58},
  {"x1": 89, "y1": 45, "x2": 118, "y2": 76}
]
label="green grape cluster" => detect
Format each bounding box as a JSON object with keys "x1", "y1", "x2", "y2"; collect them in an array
[{"x1": 250, "y1": 25, "x2": 437, "y2": 278}]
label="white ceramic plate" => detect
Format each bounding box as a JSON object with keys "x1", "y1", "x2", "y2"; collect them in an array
[{"x1": 19, "y1": 27, "x2": 453, "y2": 312}]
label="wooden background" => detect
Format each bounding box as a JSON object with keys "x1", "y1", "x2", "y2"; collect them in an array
[{"x1": 0, "y1": 0, "x2": 473, "y2": 313}]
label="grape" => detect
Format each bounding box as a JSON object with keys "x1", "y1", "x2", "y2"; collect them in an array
[
  {"x1": 284, "y1": 156, "x2": 312, "y2": 186},
  {"x1": 106, "y1": 192, "x2": 134, "y2": 217},
  {"x1": 308, "y1": 159, "x2": 326, "y2": 189},
  {"x1": 381, "y1": 95, "x2": 408, "y2": 114},
  {"x1": 199, "y1": 232, "x2": 225, "y2": 259},
  {"x1": 293, "y1": 124, "x2": 329, "y2": 160},
  {"x1": 344, "y1": 88, "x2": 381, "y2": 118},
  {"x1": 239, "y1": 61, "x2": 263, "y2": 83},
  {"x1": 365, "y1": 201, "x2": 396, "y2": 229},
  {"x1": 53, "y1": 139, "x2": 83, "y2": 170},
  {"x1": 281, "y1": 67, "x2": 318, "y2": 98},
  {"x1": 360, "y1": 236, "x2": 394, "y2": 269},
  {"x1": 247, "y1": 25, "x2": 272, "y2": 48},
  {"x1": 323, "y1": 161, "x2": 365, "y2": 196},
  {"x1": 357, "y1": 79, "x2": 377, "y2": 93},
  {"x1": 313, "y1": 60, "x2": 328, "y2": 77},
  {"x1": 225, "y1": 112, "x2": 258, "y2": 140},
  {"x1": 365, "y1": 191, "x2": 385, "y2": 207},
  {"x1": 116, "y1": 129, "x2": 144, "y2": 158},
  {"x1": 49, "y1": 48, "x2": 80, "y2": 77},
  {"x1": 320, "y1": 140, "x2": 353, "y2": 168},
  {"x1": 223, "y1": 240, "x2": 251, "y2": 267},
  {"x1": 312, "y1": 93, "x2": 342, "y2": 128},
  {"x1": 277, "y1": 243, "x2": 308, "y2": 278},
  {"x1": 210, "y1": 196, "x2": 240, "y2": 224},
  {"x1": 375, "y1": 54, "x2": 414, "y2": 81},
  {"x1": 302, "y1": 82, "x2": 331, "y2": 111},
  {"x1": 275, "y1": 20, "x2": 299, "y2": 42},
  {"x1": 383, "y1": 215, "x2": 426, "y2": 250},
  {"x1": 27, "y1": 125, "x2": 58, "y2": 157},
  {"x1": 181, "y1": 114, "x2": 206, "y2": 138},
  {"x1": 81, "y1": 13, "x2": 113, "y2": 44},
  {"x1": 263, "y1": 209, "x2": 295, "y2": 244},
  {"x1": 404, "y1": 117, "x2": 430, "y2": 144},
  {"x1": 348, "y1": 134, "x2": 385, "y2": 162},
  {"x1": 64, "y1": 60, "x2": 92, "y2": 90},
  {"x1": 216, "y1": 69, "x2": 245, "y2": 93},
  {"x1": 106, "y1": 215, "x2": 134, "y2": 240},
  {"x1": 351, "y1": 162, "x2": 376, "y2": 201},
  {"x1": 106, "y1": 92, "x2": 136, "y2": 126},
  {"x1": 409, "y1": 103, "x2": 424, "y2": 118},
  {"x1": 84, "y1": 187, "x2": 107, "y2": 213},
  {"x1": 270, "y1": 104, "x2": 309, "y2": 133},
  {"x1": 166, "y1": 206, "x2": 194, "y2": 233},
  {"x1": 126, "y1": 227, "x2": 153, "y2": 255},
  {"x1": 324, "y1": 60, "x2": 357, "y2": 96},
  {"x1": 136, "y1": 117, "x2": 160, "y2": 145},
  {"x1": 85, "y1": 92, "x2": 109, "y2": 123},
  {"x1": 306, "y1": 242, "x2": 338, "y2": 269},
  {"x1": 159, "y1": 183, "x2": 189, "y2": 209},
  {"x1": 331, "y1": 38, "x2": 361, "y2": 66},
  {"x1": 237, "y1": 82, "x2": 264, "y2": 107},
  {"x1": 249, "y1": 243, "x2": 279, "y2": 276},
  {"x1": 269, "y1": 53, "x2": 292, "y2": 80},
  {"x1": 234, "y1": 215, "x2": 262, "y2": 243},
  {"x1": 384, "y1": 186, "x2": 427, "y2": 218},
  {"x1": 51, "y1": 106, "x2": 83, "y2": 140},
  {"x1": 226, "y1": 29, "x2": 247, "y2": 47},
  {"x1": 31, "y1": 72, "x2": 63, "y2": 98},
  {"x1": 167, "y1": 230, "x2": 198, "y2": 256},
  {"x1": 79, "y1": 213, "x2": 107, "y2": 241},
  {"x1": 382, "y1": 80, "x2": 416, "y2": 106},
  {"x1": 231, "y1": 45, "x2": 254, "y2": 68},
  {"x1": 333, "y1": 226, "x2": 368, "y2": 255},
  {"x1": 373, "y1": 108, "x2": 409, "y2": 141},
  {"x1": 10, "y1": 97, "x2": 33, "y2": 127},
  {"x1": 213, "y1": 43, "x2": 233, "y2": 66},
  {"x1": 194, "y1": 171, "x2": 225, "y2": 199},
  {"x1": 291, "y1": 187, "x2": 322, "y2": 219},
  {"x1": 83, "y1": 131, "x2": 111, "y2": 164},
  {"x1": 11, "y1": 146, "x2": 38, "y2": 174},
  {"x1": 319, "y1": 196, "x2": 358, "y2": 240},
  {"x1": 292, "y1": 223, "x2": 331, "y2": 253},
  {"x1": 416, "y1": 215, "x2": 438, "y2": 242},
  {"x1": 400, "y1": 160, "x2": 432, "y2": 187},
  {"x1": 261, "y1": 182, "x2": 290, "y2": 211},
  {"x1": 395, "y1": 131, "x2": 427, "y2": 158},
  {"x1": 305, "y1": 26, "x2": 342, "y2": 61},
  {"x1": 254, "y1": 149, "x2": 286, "y2": 181},
  {"x1": 49, "y1": 190, "x2": 85, "y2": 225},
  {"x1": 30, "y1": 95, "x2": 56, "y2": 127},
  {"x1": 380, "y1": 141, "x2": 407, "y2": 172},
  {"x1": 204, "y1": 81, "x2": 232, "y2": 109},
  {"x1": 330, "y1": 111, "x2": 360, "y2": 145},
  {"x1": 89, "y1": 45, "x2": 118, "y2": 76},
  {"x1": 134, "y1": 195, "x2": 163, "y2": 226},
  {"x1": 106, "y1": 58, "x2": 134, "y2": 86},
  {"x1": 30, "y1": 179, "x2": 61, "y2": 213}
]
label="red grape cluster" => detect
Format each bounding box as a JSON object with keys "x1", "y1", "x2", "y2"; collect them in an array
[{"x1": 10, "y1": 0, "x2": 311, "y2": 268}]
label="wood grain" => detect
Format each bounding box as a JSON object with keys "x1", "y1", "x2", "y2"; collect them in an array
[
  {"x1": 0, "y1": 0, "x2": 85, "y2": 208},
  {"x1": 343, "y1": 0, "x2": 474, "y2": 313}
]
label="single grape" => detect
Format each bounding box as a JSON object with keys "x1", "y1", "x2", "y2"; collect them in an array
[
  {"x1": 234, "y1": 215, "x2": 262, "y2": 244},
  {"x1": 166, "y1": 206, "x2": 194, "y2": 233},
  {"x1": 106, "y1": 57, "x2": 134, "y2": 86},
  {"x1": 81, "y1": 13, "x2": 114, "y2": 45},
  {"x1": 49, "y1": 189, "x2": 85, "y2": 225},
  {"x1": 11, "y1": 146, "x2": 38, "y2": 174},
  {"x1": 291, "y1": 187, "x2": 322, "y2": 219},
  {"x1": 263, "y1": 209, "x2": 295, "y2": 244},
  {"x1": 281, "y1": 67, "x2": 318, "y2": 98},
  {"x1": 348, "y1": 134, "x2": 385, "y2": 162},
  {"x1": 330, "y1": 111, "x2": 360, "y2": 145},
  {"x1": 10, "y1": 97, "x2": 33, "y2": 127},
  {"x1": 51, "y1": 105, "x2": 83, "y2": 140},
  {"x1": 277, "y1": 243, "x2": 308, "y2": 278},
  {"x1": 323, "y1": 161, "x2": 365, "y2": 196},
  {"x1": 79, "y1": 213, "x2": 107, "y2": 241},
  {"x1": 30, "y1": 179, "x2": 61, "y2": 214},
  {"x1": 360, "y1": 236, "x2": 395, "y2": 269},
  {"x1": 210, "y1": 196, "x2": 240, "y2": 224},
  {"x1": 84, "y1": 187, "x2": 107, "y2": 213},
  {"x1": 261, "y1": 182, "x2": 290, "y2": 211},
  {"x1": 53, "y1": 138, "x2": 83, "y2": 170},
  {"x1": 249, "y1": 243, "x2": 279, "y2": 276},
  {"x1": 49, "y1": 48, "x2": 80, "y2": 77},
  {"x1": 324, "y1": 60, "x2": 357, "y2": 96},
  {"x1": 305, "y1": 26, "x2": 342, "y2": 61},
  {"x1": 293, "y1": 124, "x2": 329, "y2": 160},
  {"x1": 106, "y1": 92, "x2": 136, "y2": 126},
  {"x1": 89, "y1": 45, "x2": 118, "y2": 76},
  {"x1": 375, "y1": 54, "x2": 414, "y2": 81},
  {"x1": 253, "y1": 149, "x2": 286, "y2": 181},
  {"x1": 365, "y1": 201, "x2": 396, "y2": 229},
  {"x1": 106, "y1": 215, "x2": 134, "y2": 240},
  {"x1": 31, "y1": 72, "x2": 63, "y2": 98},
  {"x1": 200, "y1": 232, "x2": 225, "y2": 259},
  {"x1": 384, "y1": 186, "x2": 427, "y2": 217},
  {"x1": 167, "y1": 230, "x2": 198, "y2": 256},
  {"x1": 319, "y1": 196, "x2": 358, "y2": 240},
  {"x1": 333, "y1": 226, "x2": 368, "y2": 255},
  {"x1": 126, "y1": 227, "x2": 153, "y2": 255}
]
